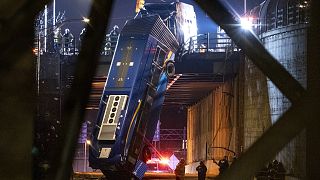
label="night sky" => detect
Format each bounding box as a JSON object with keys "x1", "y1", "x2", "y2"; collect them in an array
[{"x1": 55, "y1": 0, "x2": 265, "y2": 36}]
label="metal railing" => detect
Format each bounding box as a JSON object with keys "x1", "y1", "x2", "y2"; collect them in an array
[
  {"x1": 181, "y1": 33, "x2": 239, "y2": 56},
  {"x1": 35, "y1": 32, "x2": 118, "y2": 56}
]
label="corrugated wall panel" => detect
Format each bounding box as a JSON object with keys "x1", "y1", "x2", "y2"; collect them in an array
[
  {"x1": 243, "y1": 58, "x2": 271, "y2": 149},
  {"x1": 187, "y1": 78, "x2": 241, "y2": 164}
]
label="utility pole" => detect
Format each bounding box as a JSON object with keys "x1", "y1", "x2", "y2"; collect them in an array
[
  {"x1": 183, "y1": 127, "x2": 186, "y2": 158},
  {"x1": 44, "y1": 5, "x2": 48, "y2": 52},
  {"x1": 244, "y1": 0, "x2": 247, "y2": 14},
  {"x1": 53, "y1": 0, "x2": 56, "y2": 26}
]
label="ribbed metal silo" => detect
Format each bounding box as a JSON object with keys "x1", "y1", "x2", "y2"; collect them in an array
[{"x1": 258, "y1": 0, "x2": 310, "y2": 178}]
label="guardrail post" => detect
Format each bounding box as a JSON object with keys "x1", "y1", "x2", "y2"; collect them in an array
[
  {"x1": 73, "y1": 38, "x2": 76, "y2": 55},
  {"x1": 188, "y1": 37, "x2": 192, "y2": 54},
  {"x1": 207, "y1": 32, "x2": 210, "y2": 52}
]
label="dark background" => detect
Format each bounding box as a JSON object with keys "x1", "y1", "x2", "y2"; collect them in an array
[{"x1": 55, "y1": 0, "x2": 265, "y2": 36}]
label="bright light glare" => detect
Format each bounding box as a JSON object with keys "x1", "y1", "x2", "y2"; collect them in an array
[
  {"x1": 159, "y1": 158, "x2": 169, "y2": 165},
  {"x1": 146, "y1": 160, "x2": 153, "y2": 164},
  {"x1": 86, "y1": 140, "x2": 91, "y2": 145},
  {"x1": 82, "y1": 17, "x2": 90, "y2": 23},
  {"x1": 32, "y1": 48, "x2": 38, "y2": 55},
  {"x1": 146, "y1": 157, "x2": 170, "y2": 165},
  {"x1": 240, "y1": 17, "x2": 253, "y2": 30}
]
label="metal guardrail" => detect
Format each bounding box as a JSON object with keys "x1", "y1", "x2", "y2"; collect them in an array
[
  {"x1": 34, "y1": 32, "x2": 118, "y2": 56},
  {"x1": 36, "y1": 32, "x2": 237, "y2": 58},
  {"x1": 181, "y1": 33, "x2": 239, "y2": 56}
]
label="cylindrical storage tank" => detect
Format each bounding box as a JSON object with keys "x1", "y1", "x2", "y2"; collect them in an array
[
  {"x1": 242, "y1": 2, "x2": 272, "y2": 151},
  {"x1": 258, "y1": 0, "x2": 310, "y2": 178}
]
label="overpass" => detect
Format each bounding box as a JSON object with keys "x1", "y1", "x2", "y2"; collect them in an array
[{"x1": 86, "y1": 33, "x2": 241, "y2": 108}]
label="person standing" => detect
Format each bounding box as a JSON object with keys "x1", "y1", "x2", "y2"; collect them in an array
[
  {"x1": 268, "y1": 160, "x2": 286, "y2": 180},
  {"x1": 78, "y1": 28, "x2": 86, "y2": 50},
  {"x1": 53, "y1": 27, "x2": 62, "y2": 52},
  {"x1": 213, "y1": 156, "x2": 229, "y2": 175},
  {"x1": 196, "y1": 161, "x2": 207, "y2": 180},
  {"x1": 62, "y1": 28, "x2": 74, "y2": 54},
  {"x1": 218, "y1": 156, "x2": 229, "y2": 174},
  {"x1": 175, "y1": 158, "x2": 186, "y2": 180}
]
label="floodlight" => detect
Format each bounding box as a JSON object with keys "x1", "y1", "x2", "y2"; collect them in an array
[
  {"x1": 240, "y1": 17, "x2": 253, "y2": 30},
  {"x1": 82, "y1": 17, "x2": 90, "y2": 23}
]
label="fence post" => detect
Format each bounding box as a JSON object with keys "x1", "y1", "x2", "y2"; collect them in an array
[
  {"x1": 73, "y1": 38, "x2": 76, "y2": 55},
  {"x1": 188, "y1": 37, "x2": 192, "y2": 54},
  {"x1": 207, "y1": 32, "x2": 210, "y2": 52}
]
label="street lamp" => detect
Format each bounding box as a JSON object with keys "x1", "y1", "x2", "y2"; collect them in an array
[
  {"x1": 82, "y1": 17, "x2": 90, "y2": 23},
  {"x1": 84, "y1": 139, "x2": 91, "y2": 172},
  {"x1": 240, "y1": 16, "x2": 253, "y2": 30},
  {"x1": 56, "y1": 17, "x2": 90, "y2": 30},
  {"x1": 86, "y1": 139, "x2": 91, "y2": 145}
]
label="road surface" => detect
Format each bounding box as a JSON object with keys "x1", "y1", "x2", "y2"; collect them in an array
[{"x1": 73, "y1": 172, "x2": 216, "y2": 179}]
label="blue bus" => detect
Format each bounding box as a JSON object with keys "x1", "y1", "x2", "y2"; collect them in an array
[{"x1": 89, "y1": 15, "x2": 178, "y2": 179}]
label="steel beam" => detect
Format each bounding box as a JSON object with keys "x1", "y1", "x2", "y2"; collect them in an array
[
  {"x1": 0, "y1": 1, "x2": 50, "y2": 179},
  {"x1": 47, "y1": 1, "x2": 113, "y2": 179},
  {"x1": 193, "y1": 0, "x2": 316, "y2": 179},
  {"x1": 195, "y1": 0, "x2": 306, "y2": 104},
  {"x1": 306, "y1": 0, "x2": 320, "y2": 179},
  {"x1": 0, "y1": 1, "x2": 51, "y2": 62},
  {"x1": 218, "y1": 95, "x2": 315, "y2": 179}
]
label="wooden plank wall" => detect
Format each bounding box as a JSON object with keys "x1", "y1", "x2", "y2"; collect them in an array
[
  {"x1": 243, "y1": 58, "x2": 272, "y2": 150},
  {"x1": 187, "y1": 57, "x2": 272, "y2": 165},
  {"x1": 187, "y1": 77, "x2": 241, "y2": 163}
]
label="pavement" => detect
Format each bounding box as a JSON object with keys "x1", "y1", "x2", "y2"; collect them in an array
[{"x1": 73, "y1": 172, "x2": 217, "y2": 179}]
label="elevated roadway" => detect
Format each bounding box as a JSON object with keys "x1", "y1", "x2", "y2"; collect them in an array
[{"x1": 87, "y1": 33, "x2": 241, "y2": 108}]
